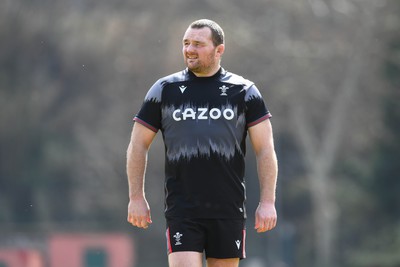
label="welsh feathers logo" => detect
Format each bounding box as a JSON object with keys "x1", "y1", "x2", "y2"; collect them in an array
[
  {"x1": 173, "y1": 232, "x2": 183, "y2": 246},
  {"x1": 219, "y1": 85, "x2": 229, "y2": 96}
]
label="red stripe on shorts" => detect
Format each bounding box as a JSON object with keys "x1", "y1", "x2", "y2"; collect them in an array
[
  {"x1": 242, "y1": 229, "x2": 247, "y2": 258},
  {"x1": 166, "y1": 227, "x2": 173, "y2": 254}
]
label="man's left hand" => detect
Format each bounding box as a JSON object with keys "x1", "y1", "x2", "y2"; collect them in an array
[{"x1": 254, "y1": 201, "x2": 277, "y2": 233}]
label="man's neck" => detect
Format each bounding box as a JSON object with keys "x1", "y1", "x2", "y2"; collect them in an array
[{"x1": 192, "y1": 65, "x2": 221, "y2": 77}]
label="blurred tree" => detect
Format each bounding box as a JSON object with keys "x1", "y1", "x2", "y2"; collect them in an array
[
  {"x1": 371, "y1": 96, "x2": 400, "y2": 221},
  {"x1": 255, "y1": 1, "x2": 384, "y2": 266},
  {"x1": 336, "y1": 0, "x2": 400, "y2": 266},
  {"x1": 0, "y1": 6, "x2": 77, "y2": 227}
]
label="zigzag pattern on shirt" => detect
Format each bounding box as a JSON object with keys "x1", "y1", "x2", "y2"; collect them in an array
[{"x1": 162, "y1": 103, "x2": 246, "y2": 162}]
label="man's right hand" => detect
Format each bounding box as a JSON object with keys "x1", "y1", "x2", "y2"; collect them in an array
[{"x1": 127, "y1": 197, "x2": 152, "y2": 229}]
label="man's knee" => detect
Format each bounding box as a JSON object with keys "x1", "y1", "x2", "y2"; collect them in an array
[
  {"x1": 206, "y1": 257, "x2": 240, "y2": 267},
  {"x1": 168, "y1": 251, "x2": 203, "y2": 267}
]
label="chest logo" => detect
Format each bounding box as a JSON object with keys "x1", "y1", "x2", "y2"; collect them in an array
[
  {"x1": 179, "y1": 85, "x2": 187, "y2": 94},
  {"x1": 219, "y1": 85, "x2": 229, "y2": 96},
  {"x1": 172, "y1": 107, "x2": 235, "y2": 121}
]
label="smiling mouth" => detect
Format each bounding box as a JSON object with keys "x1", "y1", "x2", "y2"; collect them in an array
[{"x1": 186, "y1": 54, "x2": 198, "y2": 60}]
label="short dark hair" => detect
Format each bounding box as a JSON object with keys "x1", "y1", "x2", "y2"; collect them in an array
[{"x1": 189, "y1": 19, "x2": 225, "y2": 47}]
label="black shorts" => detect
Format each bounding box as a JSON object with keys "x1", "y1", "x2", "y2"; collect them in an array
[{"x1": 166, "y1": 217, "x2": 246, "y2": 259}]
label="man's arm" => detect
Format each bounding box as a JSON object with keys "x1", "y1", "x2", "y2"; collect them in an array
[
  {"x1": 248, "y1": 119, "x2": 278, "y2": 233},
  {"x1": 126, "y1": 122, "x2": 157, "y2": 229}
]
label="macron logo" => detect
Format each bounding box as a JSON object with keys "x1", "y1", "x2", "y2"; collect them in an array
[
  {"x1": 235, "y1": 240, "x2": 241, "y2": 249},
  {"x1": 179, "y1": 85, "x2": 187, "y2": 93}
]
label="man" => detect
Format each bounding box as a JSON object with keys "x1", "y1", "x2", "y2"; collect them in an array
[{"x1": 127, "y1": 19, "x2": 278, "y2": 267}]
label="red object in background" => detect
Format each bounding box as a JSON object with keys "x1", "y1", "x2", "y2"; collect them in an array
[
  {"x1": 0, "y1": 249, "x2": 45, "y2": 267},
  {"x1": 48, "y1": 233, "x2": 134, "y2": 267}
]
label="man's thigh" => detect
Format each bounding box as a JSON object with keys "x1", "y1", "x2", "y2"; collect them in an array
[
  {"x1": 207, "y1": 257, "x2": 240, "y2": 267},
  {"x1": 168, "y1": 251, "x2": 203, "y2": 267}
]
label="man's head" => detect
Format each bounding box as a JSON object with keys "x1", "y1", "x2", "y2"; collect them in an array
[
  {"x1": 182, "y1": 19, "x2": 225, "y2": 77},
  {"x1": 189, "y1": 19, "x2": 225, "y2": 47}
]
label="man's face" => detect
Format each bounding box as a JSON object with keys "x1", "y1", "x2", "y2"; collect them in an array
[{"x1": 182, "y1": 27, "x2": 224, "y2": 77}]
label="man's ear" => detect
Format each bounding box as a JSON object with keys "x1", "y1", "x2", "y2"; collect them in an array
[{"x1": 216, "y1": 44, "x2": 225, "y2": 57}]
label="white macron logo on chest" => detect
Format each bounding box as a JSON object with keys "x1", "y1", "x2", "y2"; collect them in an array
[{"x1": 179, "y1": 85, "x2": 187, "y2": 93}]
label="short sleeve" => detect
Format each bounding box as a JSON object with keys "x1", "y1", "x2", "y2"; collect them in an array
[
  {"x1": 133, "y1": 80, "x2": 163, "y2": 132},
  {"x1": 245, "y1": 84, "x2": 271, "y2": 127}
]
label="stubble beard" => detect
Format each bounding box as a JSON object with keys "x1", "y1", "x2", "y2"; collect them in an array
[{"x1": 185, "y1": 52, "x2": 217, "y2": 76}]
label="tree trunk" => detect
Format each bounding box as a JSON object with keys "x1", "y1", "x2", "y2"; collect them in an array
[{"x1": 289, "y1": 10, "x2": 373, "y2": 266}]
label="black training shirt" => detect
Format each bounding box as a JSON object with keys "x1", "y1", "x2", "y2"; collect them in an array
[{"x1": 134, "y1": 68, "x2": 271, "y2": 219}]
